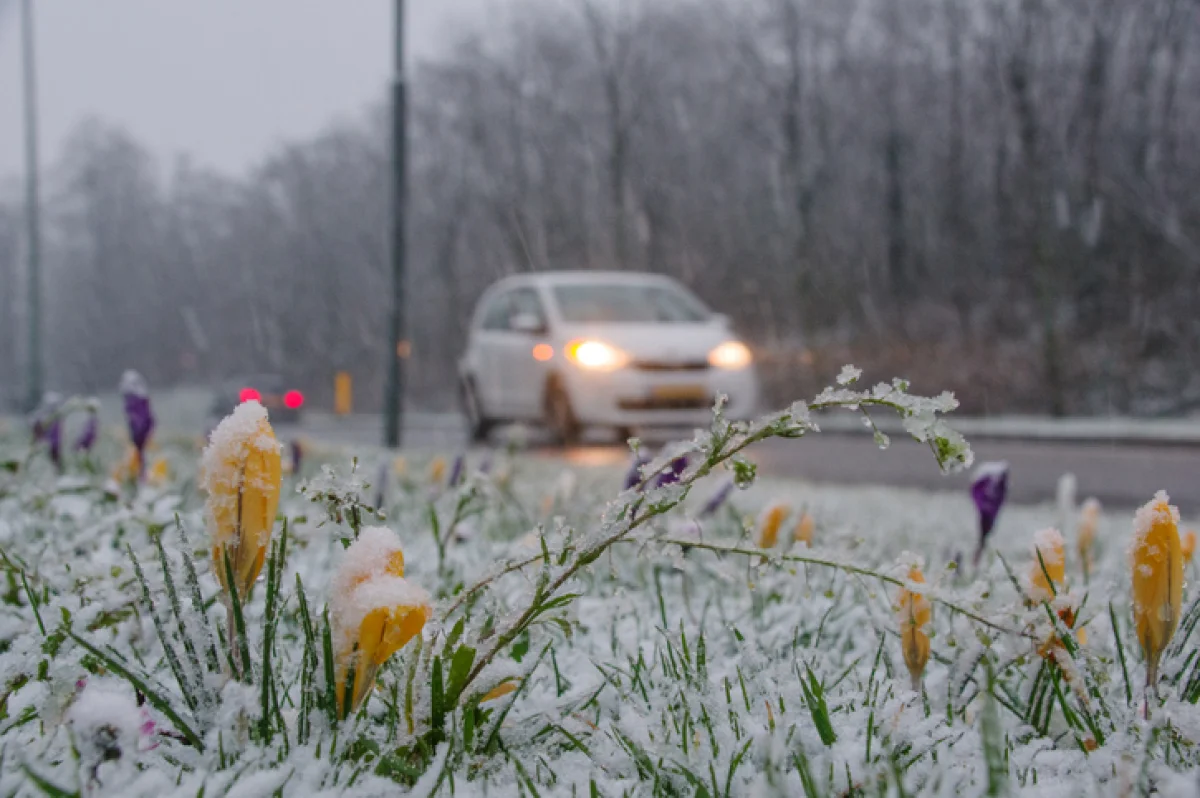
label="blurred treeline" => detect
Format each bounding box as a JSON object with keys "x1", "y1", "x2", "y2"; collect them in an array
[{"x1": 1, "y1": 0, "x2": 1198, "y2": 415}]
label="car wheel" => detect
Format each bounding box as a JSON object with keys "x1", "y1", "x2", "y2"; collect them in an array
[
  {"x1": 460, "y1": 376, "x2": 494, "y2": 443},
  {"x1": 545, "y1": 381, "x2": 581, "y2": 447}
]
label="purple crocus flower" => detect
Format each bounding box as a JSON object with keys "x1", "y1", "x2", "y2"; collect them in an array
[
  {"x1": 74, "y1": 407, "x2": 99, "y2": 454},
  {"x1": 46, "y1": 416, "x2": 63, "y2": 471},
  {"x1": 120, "y1": 371, "x2": 155, "y2": 478},
  {"x1": 971, "y1": 461, "x2": 1009, "y2": 564},
  {"x1": 655, "y1": 455, "x2": 688, "y2": 488},
  {"x1": 30, "y1": 393, "x2": 64, "y2": 471},
  {"x1": 700, "y1": 478, "x2": 735, "y2": 517},
  {"x1": 622, "y1": 450, "x2": 652, "y2": 491},
  {"x1": 29, "y1": 392, "x2": 61, "y2": 442},
  {"x1": 448, "y1": 453, "x2": 465, "y2": 488}
]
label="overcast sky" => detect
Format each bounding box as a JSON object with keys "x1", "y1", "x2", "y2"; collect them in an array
[{"x1": 0, "y1": 0, "x2": 494, "y2": 177}]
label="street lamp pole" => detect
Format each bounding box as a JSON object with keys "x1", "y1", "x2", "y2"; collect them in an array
[
  {"x1": 21, "y1": 0, "x2": 43, "y2": 412},
  {"x1": 383, "y1": 0, "x2": 407, "y2": 448}
]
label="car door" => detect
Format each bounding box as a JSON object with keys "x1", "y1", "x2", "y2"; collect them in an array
[
  {"x1": 500, "y1": 287, "x2": 551, "y2": 419},
  {"x1": 471, "y1": 291, "x2": 515, "y2": 417}
]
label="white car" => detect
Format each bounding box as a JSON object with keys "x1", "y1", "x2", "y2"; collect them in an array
[{"x1": 459, "y1": 271, "x2": 760, "y2": 444}]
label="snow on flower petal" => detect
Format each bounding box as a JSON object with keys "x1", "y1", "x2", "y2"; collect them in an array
[{"x1": 200, "y1": 400, "x2": 282, "y2": 601}]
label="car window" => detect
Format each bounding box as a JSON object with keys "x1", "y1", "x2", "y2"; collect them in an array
[
  {"x1": 480, "y1": 293, "x2": 514, "y2": 330},
  {"x1": 509, "y1": 288, "x2": 547, "y2": 327},
  {"x1": 552, "y1": 283, "x2": 710, "y2": 323}
]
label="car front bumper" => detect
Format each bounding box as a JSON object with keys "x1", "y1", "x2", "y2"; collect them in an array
[{"x1": 561, "y1": 365, "x2": 760, "y2": 428}]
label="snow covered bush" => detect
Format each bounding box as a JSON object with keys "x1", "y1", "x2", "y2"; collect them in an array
[{"x1": 1, "y1": 368, "x2": 1198, "y2": 795}]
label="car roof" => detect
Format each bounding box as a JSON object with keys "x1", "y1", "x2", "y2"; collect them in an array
[{"x1": 488, "y1": 271, "x2": 682, "y2": 291}]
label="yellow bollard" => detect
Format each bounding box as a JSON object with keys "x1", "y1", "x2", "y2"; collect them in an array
[{"x1": 335, "y1": 372, "x2": 353, "y2": 416}]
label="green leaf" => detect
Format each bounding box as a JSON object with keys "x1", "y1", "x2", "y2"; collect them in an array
[
  {"x1": 512, "y1": 632, "x2": 530, "y2": 663},
  {"x1": 430, "y1": 655, "x2": 445, "y2": 736},
  {"x1": 19, "y1": 763, "x2": 79, "y2": 798},
  {"x1": 67, "y1": 631, "x2": 204, "y2": 750},
  {"x1": 446, "y1": 644, "x2": 476, "y2": 707}
]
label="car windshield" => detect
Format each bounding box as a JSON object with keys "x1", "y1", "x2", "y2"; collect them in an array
[{"x1": 552, "y1": 283, "x2": 710, "y2": 324}]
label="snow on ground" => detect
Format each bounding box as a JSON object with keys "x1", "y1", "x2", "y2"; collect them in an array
[{"x1": 1, "y1": 395, "x2": 1199, "y2": 797}]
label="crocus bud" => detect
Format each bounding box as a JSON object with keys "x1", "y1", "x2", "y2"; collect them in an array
[
  {"x1": 971, "y1": 462, "x2": 1009, "y2": 564},
  {"x1": 794, "y1": 512, "x2": 815, "y2": 547},
  {"x1": 895, "y1": 564, "x2": 931, "y2": 691},
  {"x1": 756, "y1": 502, "x2": 790, "y2": 550},
  {"x1": 290, "y1": 440, "x2": 304, "y2": 475},
  {"x1": 699, "y1": 479, "x2": 734, "y2": 517},
  {"x1": 622, "y1": 450, "x2": 651, "y2": 491},
  {"x1": 200, "y1": 401, "x2": 282, "y2": 603},
  {"x1": 74, "y1": 405, "x2": 99, "y2": 454},
  {"x1": 30, "y1": 392, "x2": 64, "y2": 471},
  {"x1": 654, "y1": 454, "x2": 688, "y2": 488},
  {"x1": 148, "y1": 457, "x2": 170, "y2": 486},
  {"x1": 331, "y1": 528, "x2": 429, "y2": 718},
  {"x1": 330, "y1": 526, "x2": 406, "y2": 595},
  {"x1": 429, "y1": 456, "x2": 447, "y2": 486},
  {"x1": 1183, "y1": 530, "x2": 1196, "y2": 564},
  {"x1": 1078, "y1": 498, "x2": 1100, "y2": 573},
  {"x1": 1028, "y1": 528, "x2": 1066, "y2": 603},
  {"x1": 119, "y1": 371, "x2": 155, "y2": 479},
  {"x1": 1132, "y1": 491, "x2": 1183, "y2": 695},
  {"x1": 448, "y1": 454, "x2": 465, "y2": 488}
]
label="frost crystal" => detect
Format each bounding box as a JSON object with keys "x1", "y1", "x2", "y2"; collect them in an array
[{"x1": 837, "y1": 365, "x2": 863, "y2": 385}]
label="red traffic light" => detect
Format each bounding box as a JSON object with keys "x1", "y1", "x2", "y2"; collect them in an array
[
  {"x1": 239, "y1": 387, "x2": 261, "y2": 403},
  {"x1": 284, "y1": 390, "x2": 305, "y2": 410}
]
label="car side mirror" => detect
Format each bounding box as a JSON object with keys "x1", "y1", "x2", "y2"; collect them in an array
[{"x1": 510, "y1": 313, "x2": 546, "y2": 334}]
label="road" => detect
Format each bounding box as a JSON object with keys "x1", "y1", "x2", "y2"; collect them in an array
[{"x1": 293, "y1": 412, "x2": 1200, "y2": 512}]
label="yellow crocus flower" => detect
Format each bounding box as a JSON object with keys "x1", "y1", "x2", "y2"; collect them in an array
[
  {"x1": 1078, "y1": 498, "x2": 1100, "y2": 581},
  {"x1": 1029, "y1": 528, "x2": 1066, "y2": 603},
  {"x1": 895, "y1": 565, "x2": 931, "y2": 691},
  {"x1": 429, "y1": 456, "x2": 447, "y2": 486},
  {"x1": 1182, "y1": 529, "x2": 1197, "y2": 563},
  {"x1": 794, "y1": 512, "x2": 815, "y2": 547},
  {"x1": 200, "y1": 402, "x2": 282, "y2": 602},
  {"x1": 756, "y1": 502, "x2": 790, "y2": 550},
  {"x1": 148, "y1": 457, "x2": 170, "y2": 486},
  {"x1": 331, "y1": 527, "x2": 430, "y2": 718},
  {"x1": 330, "y1": 526, "x2": 407, "y2": 596},
  {"x1": 111, "y1": 446, "x2": 140, "y2": 484},
  {"x1": 1131, "y1": 491, "x2": 1183, "y2": 694},
  {"x1": 335, "y1": 587, "x2": 429, "y2": 717}
]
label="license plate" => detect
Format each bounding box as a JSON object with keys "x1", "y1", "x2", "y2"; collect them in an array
[{"x1": 651, "y1": 385, "x2": 706, "y2": 401}]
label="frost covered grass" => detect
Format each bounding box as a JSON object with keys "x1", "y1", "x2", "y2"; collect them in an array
[{"x1": 1, "y1": 371, "x2": 1199, "y2": 796}]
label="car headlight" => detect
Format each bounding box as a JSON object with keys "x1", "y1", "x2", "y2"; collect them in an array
[
  {"x1": 566, "y1": 339, "x2": 629, "y2": 371},
  {"x1": 708, "y1": 341, "x2": 753, "y2": 370}
]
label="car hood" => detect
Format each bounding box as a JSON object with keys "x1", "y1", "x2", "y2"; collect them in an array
[{"x1": 554, "y1": 322, "x2": 736, "y2": 363}]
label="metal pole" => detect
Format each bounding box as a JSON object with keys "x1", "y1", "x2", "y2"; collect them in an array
[
  {"x1": 383, "y1": 0, "x2": 407, "y2": 447},
  {"x1": 21, "y1": 0, "x2": 43, "y2": 412}
]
